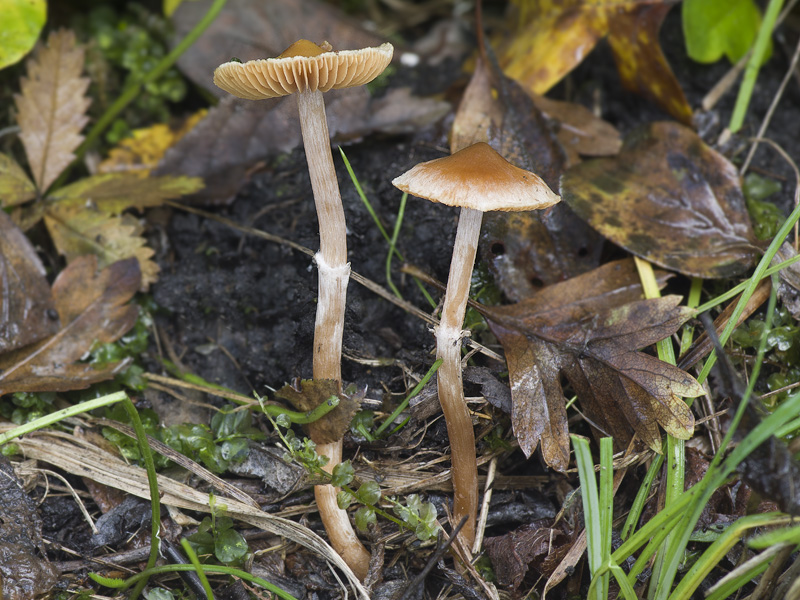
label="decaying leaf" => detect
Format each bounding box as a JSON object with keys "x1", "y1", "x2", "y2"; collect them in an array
[
  {"x1": 14, "y1": 29, "x2": 91, "y2": 192},
  {"x1": 498, "y1": 0, "x2": 692, "y2": 124},
  {"x1": 484, "y1": 521, "x2": 571, "y2": 589},
  {"x1": 0, "y1": 256, "x2": 140, "y2": 397},
  {"x1": 0, "y1": 458, "x2": 59, "y2": 600},
  {"x1": 97, "y1": 110, "x2": 208, "y2": 176},
  {"x1": 44, "y1": 205, "x2": 159, "y2": 291},
  {"x1": 479, "y1": 259, "x2": 702, "y2": 471},
  {"x1": 451, "y1": 55, "x2": 603, "y2": 299},
  {"x1": 0, "y1": 211, "x2": 58, "y2": 353},
  {"x1": 275, "y1": 379, "x2": 360, "y2": 445},
  {"x1": 561, "y1": 121, "x2": 762, "y2": 279},
  {"x1": 48, "y1": 172, "x2": 205, "y2": 214},
  {"x1": 0, "y1": 154, "x2": 37, "y2": 207},
  {"x1": 529, "y1": 93, "x2": 622, "y2": 163}
]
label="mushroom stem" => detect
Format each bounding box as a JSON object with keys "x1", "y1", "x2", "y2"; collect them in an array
[
  {"x1": 296, "y1": 89, "x2": 370, "y2": 579},
  {"x1": 435, "y1": 206, "x2": 483, "y2": 552}
]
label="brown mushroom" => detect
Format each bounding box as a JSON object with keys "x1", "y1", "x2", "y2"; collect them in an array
[
  {"x1": 392, "y1": 142, "x2": 560, "y2": 554},
  {"x1": 214, "y1": 40, "x2": 393, "y2": 580}
]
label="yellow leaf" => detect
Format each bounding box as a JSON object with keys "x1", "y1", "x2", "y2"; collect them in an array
[
  {"x1": 98, "y1": 110, "x2": 208, "y2": 176},
  {"x1": 44, "y1": 204, "x2": 159, "y2": 291},
  {"x1": 49, "y1": 172, "x2": 204, "y2": 214},
  {"x1": 0, "y1": 153, "x2": 36, "y2": 207},
  {"x1": 14, "y1": 29, "x2": 90, "y2": 192}
]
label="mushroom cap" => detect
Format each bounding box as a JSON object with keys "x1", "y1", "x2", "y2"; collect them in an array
[
  {"x1": 392, "y1": 142, "x2": 561, "y2": 212},
  {"x1": 213, "y1": 40, "x2": 394, "y2": 100}
]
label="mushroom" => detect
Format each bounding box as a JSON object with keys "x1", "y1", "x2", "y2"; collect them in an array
[
  {"x1": 214, "y1": 40, "x2": 393, "y2": 580},
  {"x1": 392, "y1": 142, "x2": 560, "y2": 553}
]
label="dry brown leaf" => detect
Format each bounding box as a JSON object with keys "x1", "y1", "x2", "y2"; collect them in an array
[
  {"x1": 0, "y1": 256, "x2": 140, "y2": 397},
  {"x1": 275, "y1": 379, "x2": 360, "y2": 445},
  {"x1": 0, "y1": 211, "x2": 58, "y2": 353},
  {"x1": 14, "y1": 29, "x2": 90, "y2": 192},
  {"x1": 44, "y1": 204, "x2": 159, "y2": 290},
  {"x1": 480, "y1": 259, "x2": 702, "y2": 471}
]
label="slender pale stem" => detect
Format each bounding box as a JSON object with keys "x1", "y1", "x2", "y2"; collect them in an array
[
  {"x1": 296, "y1": 89, "x2": 369, "y2": 579},
  {"x1": 435, "y1": 206, "x2": 483, "y2": 552}
]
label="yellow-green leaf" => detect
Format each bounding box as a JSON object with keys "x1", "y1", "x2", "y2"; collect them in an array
[
  {"x1": 44, "y1": 204, "x2": 159, "y2": 291},
  {"x1": 14, "y1": 29, "x2": 90, "y2": 192},
  {"x1": 49, "y1": 173, "x2": 204, "y2": 214},
  {"x1": 0, "y1": 153, "x2": 36, "y2": 207},
  {"x1": 0, "y1": 0, "x2": 46, "y2": 70},
  {"x1": 97, "y1": 110, "x2": 207, "y2": 176}
]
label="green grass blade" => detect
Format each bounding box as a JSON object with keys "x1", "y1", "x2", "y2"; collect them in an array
[{"x1": 181, "y1": 538, "x2": 215, "y2": 600}]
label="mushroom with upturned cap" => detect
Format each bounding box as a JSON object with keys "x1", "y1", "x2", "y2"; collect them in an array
[
  {"x1": 392, "y1": 142, "x2": 560, "y2": 555},
  {"x1": 214, "y1": 40, "x2": 393, "y2": 581}
]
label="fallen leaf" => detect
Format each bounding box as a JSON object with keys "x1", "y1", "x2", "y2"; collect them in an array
[
  {"x1": 498, "y1": 0, "x2": 692, "y2": 124},
  {"x1": 451, "y1": 55, "x2": 603, "y2": 299},
  {"x1": 14, "y1": 29, "x2": 91, "y2": 192},
  {"x1": 606, "y1": 4, "x2": 693, "y2": 125},
  {"x1": 0, "y1": 211, "x2": 58, "y2": 353},
  {"x1": 0, "y1": 256, "x2": 140, "y2": 397},
  {"x1": 275, "y1": 379, "x2": 360, "y2": 445},
  {"x1": 44, "y1": 205, "x2": 159, "y2": 291},
  {"x1": 0, "y1": 153, "x2": 37, "y2": 207},
  {"x1": 97, "y1": 110, "x2": 208, "y2": 176},
  {"x1": 561, "y1": 121, "x2": 762, "y2": 279},
  {"x1": 484, "y1": 521, "x2": 571, "y2": 589},
  {"x1": 48, "y1": 172, "x2": 204, "y2": 214},
  {"x1": 529, "y1": 93, "x2": 622, "y2": 162},
  {"x1": 0, "y1": 458, "x2": 59, "y2": 600},
  {"x1": 479, "y1": 259, "x2": 702, "y2": 471}
]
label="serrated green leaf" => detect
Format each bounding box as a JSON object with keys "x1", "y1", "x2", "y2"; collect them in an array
[
  {"x1": 0, "y1": 153, "x2": 36, "y2": 207},
  {"x1": 683, "y1": 0, "x2": 770, "y2": 64},
  {"x1": 0, "y1": 0, "x2": 46, "y2": 70}
]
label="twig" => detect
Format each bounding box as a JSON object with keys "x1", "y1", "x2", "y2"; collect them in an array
[{"x1": 471, "y1": 456, "x2": 496, "y2": 555}]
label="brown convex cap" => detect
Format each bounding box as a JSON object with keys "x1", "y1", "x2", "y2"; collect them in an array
[
  {"x1": 213, "y1": 40, "x2": 394, "y2": 100},
  {"x1": 392, "y1": 142, "x2": 561, "y2": 212}
]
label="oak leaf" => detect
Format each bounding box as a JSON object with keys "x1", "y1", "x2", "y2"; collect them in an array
[
  {"x1": 14, "y1": 29, "x2": 91, "y2": 192},
  {"x1": 0, "y1": 256, "x2": 140, "y2": 397},
  {"x1": 561, "y1": 121, "x2": 762, "y2": 279},
  {"x1": 480, "y1": 259, "x2": 703, "y2": 471}
]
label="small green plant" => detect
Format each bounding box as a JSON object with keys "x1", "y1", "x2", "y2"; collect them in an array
[
  {"x1": 269, "y1": 413, "x2": 440, "y2": 541},
  {"x1": 186, "y1": 494, "x2": 249, "y2": 565}
]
